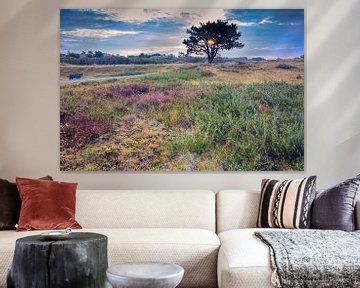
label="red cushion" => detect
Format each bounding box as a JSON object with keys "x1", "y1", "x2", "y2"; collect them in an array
[{"x1": 16, "y1": 177, "x2": 82, "y2": 231}]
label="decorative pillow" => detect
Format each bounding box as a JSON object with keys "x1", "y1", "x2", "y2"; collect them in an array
[
  {"x1": 311, "y1": 174, "x2": 360, "y2": 231},
  {"x1": 16, "y1": 177, "x2": 82, "y2": 231},
  {"x1": 0, "y1": 176, "x2": 52, "y2": 230},
  {"x1": 257, "y1": 176, "x2": 317, "y2": 229}
]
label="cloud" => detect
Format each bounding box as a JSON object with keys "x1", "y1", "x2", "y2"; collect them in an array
[
  {"x1": 231, "y1": 20, "x2": 257, "y2": 27},
  {"x1": 248, "y1": 46, "x2": 300, "y2": 51},
  {"x1": 94, "y1": 9, "x2": 226, "y2": 26},
  {"x1": 61, "y1": 29, "x2": 140, "y2": 39},
  {"x1": 95, "y1": 9, "x2": 173, "y2": 23},
  {"x1": 277, "y1": 22, "x2": 297, "y2": 26},
  {"x1": 230, "y1": 17, "x2": 276, "y2": 27},
  {"x1": 259, "y1": 17, "x2": 276, "y2": 25},
  {"x1": 61, "y1": 38, "x2": 80, "y2": 42},
  {"x1": 249, "y1": 47, "x2": 270, "y2": 51},
  {"x1": 114, "y1": 45, "x2": 186, "y2": 56}
]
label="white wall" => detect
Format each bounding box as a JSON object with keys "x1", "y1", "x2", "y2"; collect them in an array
[{"x1": 0, "y1": 0, "x2": 359, "y2": 190}]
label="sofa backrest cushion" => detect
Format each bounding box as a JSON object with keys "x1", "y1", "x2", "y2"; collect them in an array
[
  {"x1": 216, "y1": 190, "x2": 260, "y2": 233},
  {"x1": 76, "y1": 190, "x2": 216, "y2": 231}
]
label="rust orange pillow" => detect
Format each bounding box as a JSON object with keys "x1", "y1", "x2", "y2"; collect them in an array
[
  {"x1": 0, "y1": 176, "x2": 53, "y2": 230},
  {"x1": 16, "y1": 177, "x2": 82, "y2": 231}
]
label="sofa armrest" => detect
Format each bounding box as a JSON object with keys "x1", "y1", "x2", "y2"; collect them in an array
[{"x1": 356, "y1": 201, "x2": 360, "y2": 230}]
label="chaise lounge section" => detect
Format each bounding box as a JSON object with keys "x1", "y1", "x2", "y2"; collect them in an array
[{"x1": 216, "y1": 189, "x2": 360, "y2": 288}]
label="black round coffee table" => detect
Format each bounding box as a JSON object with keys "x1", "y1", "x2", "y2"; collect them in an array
[{"x1": 7, "y1": 232, "x2": 108, "y2": 288}]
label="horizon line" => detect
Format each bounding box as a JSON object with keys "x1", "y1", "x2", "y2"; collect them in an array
[{"x1": 60, "y1": 51, "x2": 304, "y2": 61}]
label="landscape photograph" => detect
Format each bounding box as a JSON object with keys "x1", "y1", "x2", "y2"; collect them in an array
[{"x1": 60, "y1": 9, "x2": 304, "y2": 171}]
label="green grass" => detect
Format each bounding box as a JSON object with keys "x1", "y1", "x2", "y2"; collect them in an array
[
  {"x1": 144, "y1": 68, "x2": 213, "y2": 90},
  {"x1": 166, "y1": 129, "x2": 211, "y2": 155},
  {"x1": 84, "y1": 99, "x2": 122, "y2": 121},
  {"x1": 60, "y1": 64, "x2": 304, "y2": 171},
  {"x1": 93, "y1": 71, "x2": 145, "y2": 77},
  {"x1": 146, "y1": 69, "x2": 212, "y2": 81},
  {"x1": 161, "y1": 82, "x2": 304, "y2": 170}
]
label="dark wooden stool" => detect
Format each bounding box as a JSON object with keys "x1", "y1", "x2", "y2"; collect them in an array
[{"x1": 7, "y1": 232, "x2": 108, "y2": 288}]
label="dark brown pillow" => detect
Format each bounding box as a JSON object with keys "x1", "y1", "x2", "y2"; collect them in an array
[
  {"x1": 0, "y1": 176, "x2": 52, "y2": 230},
  {"x1": 311, "y1": 174, "x2": 360, "y2": 231}
]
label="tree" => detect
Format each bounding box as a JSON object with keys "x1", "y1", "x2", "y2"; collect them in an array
[
  {"x1": 94, "y1": 51, "x2": 104, "y2": 58},
  {"x1": 183, "y1": 20, "x2": 244, "y2": 64},
  {"x1": 67, "y1": 51, "x2": 80, "y2": 59}
]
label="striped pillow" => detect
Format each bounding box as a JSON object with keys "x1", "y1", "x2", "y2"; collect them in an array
[{"x1": 257, "y1": 176, "x2": 317, "y2": 229}]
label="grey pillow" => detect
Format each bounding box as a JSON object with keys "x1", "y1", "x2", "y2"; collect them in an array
[{"x1": 311, "y1": 174, "x2": 360, "y2": 231}]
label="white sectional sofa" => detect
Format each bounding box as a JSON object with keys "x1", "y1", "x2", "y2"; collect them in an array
[{"x1": 1, "y1": 189, "x2": 359, "y2": 288}]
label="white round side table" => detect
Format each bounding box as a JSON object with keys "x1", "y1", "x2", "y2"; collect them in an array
[{"x1": 106, "y1": 262, "x2": 184, "y2": 288}]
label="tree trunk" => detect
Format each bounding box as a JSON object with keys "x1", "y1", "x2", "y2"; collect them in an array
[
  {"x1": 7, "y1": 232, "x2": 108, "y2": 288},
  {"x1": 207, "y1": 55, "x2": 214, "y2": 64}
]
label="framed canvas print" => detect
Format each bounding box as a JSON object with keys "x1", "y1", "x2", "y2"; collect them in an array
[{"x1": 60, "y1": 9, "x2": 304, "y2": 171}]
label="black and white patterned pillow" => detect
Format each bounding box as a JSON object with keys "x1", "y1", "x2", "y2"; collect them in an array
[{"x1": 257, "y1": 176, "x2": 317, "y2": 229}]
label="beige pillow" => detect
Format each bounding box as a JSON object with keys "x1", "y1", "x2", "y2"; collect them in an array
[{"x1": 257, "y1": 176, "x2": 316, "y2": 229}]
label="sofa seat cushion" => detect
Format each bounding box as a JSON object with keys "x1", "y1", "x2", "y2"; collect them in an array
[
  {"x1": 0, "y1": 228, "x2": 219, "y2": 288},
  {"x1": 218, "y1": 228, "x2": 282, "y2": 288}
]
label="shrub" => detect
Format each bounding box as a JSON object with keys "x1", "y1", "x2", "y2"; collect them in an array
[
  {"x1": 60, "y1": 113, "x2": 113, "y2": 149},
  {"x1": 276, "y1": 63, "x2": 297, "y2": 70},
  {"x1": 109, "y1": 83, "x2": 150, "y2": 97}
]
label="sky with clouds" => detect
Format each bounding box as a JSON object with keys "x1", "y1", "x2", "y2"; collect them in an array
[{"x1": 60, "y1": 9, "x2": 304, "y2": 59}]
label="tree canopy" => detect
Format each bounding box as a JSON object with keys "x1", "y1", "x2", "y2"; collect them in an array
[{"x1": 183, "y1": 20, "x2": 244, "y2": 64}]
